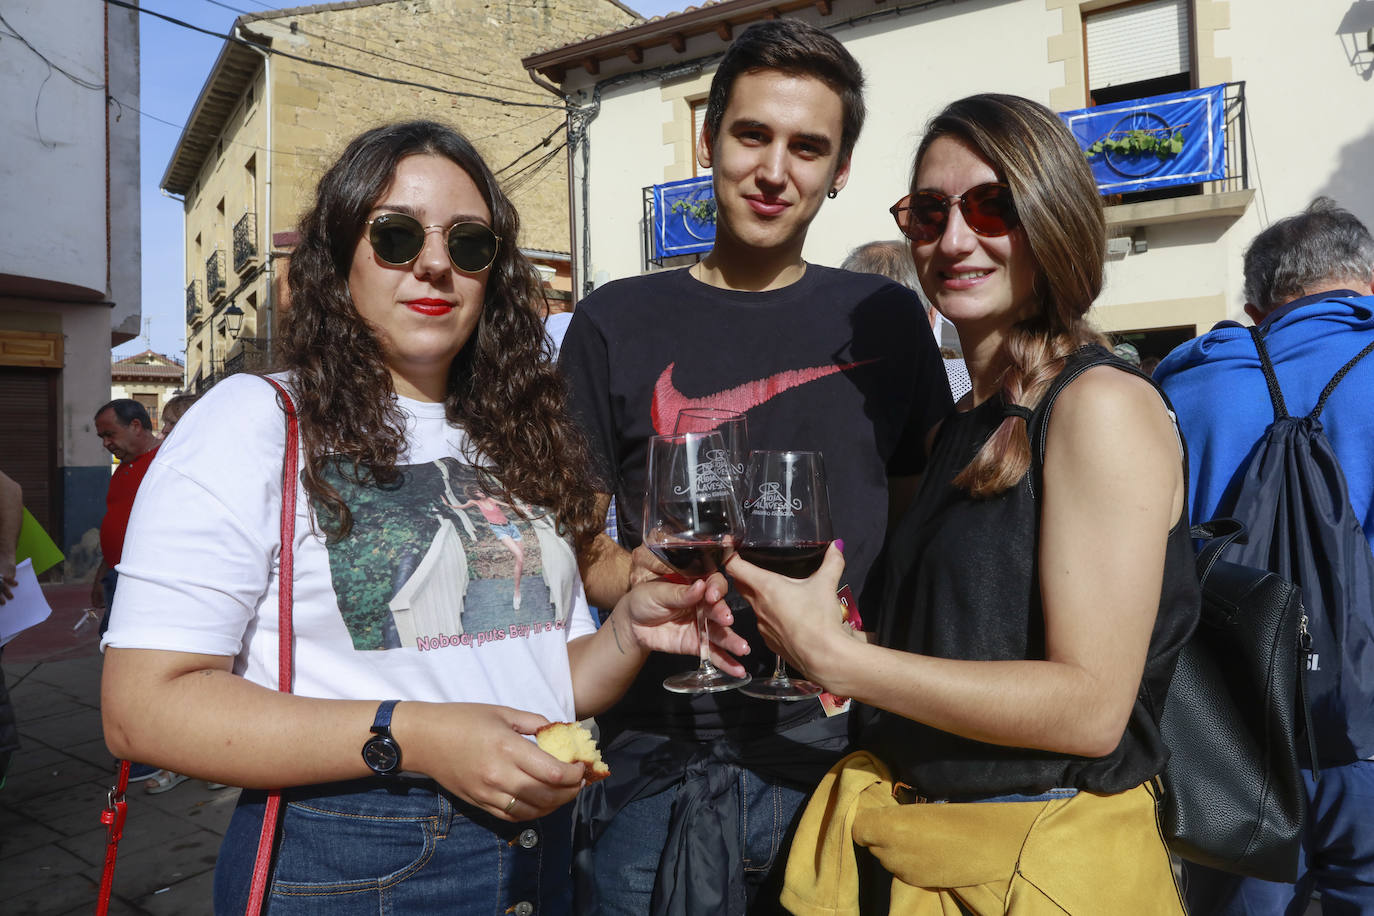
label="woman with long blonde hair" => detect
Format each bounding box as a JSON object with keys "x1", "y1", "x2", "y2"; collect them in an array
[{"x1": 731, "y1": 94, "x2": 1198, "y2": 913}]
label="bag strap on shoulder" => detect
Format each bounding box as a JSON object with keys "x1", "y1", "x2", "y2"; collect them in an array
[
  {"x1": 97, "y1": 376, "x2": 302, "y2": 916},
  {"x1": 1028, "y1": 346, "x2": 1178, "y2": 499},
  {"x1": 247, "y1": 376, "x2": 299, "y2": 916},
  {"x1": 1248, "y1": 326, "x2": 1374, "y2": 423}
]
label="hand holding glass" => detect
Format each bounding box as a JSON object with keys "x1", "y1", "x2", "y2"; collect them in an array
[
  {"x1": 736, "y1": 450, "x2": 832, "y2": 700},
  {"x1": 643, "y1": 431, "x2": 751, "y2": 693}
]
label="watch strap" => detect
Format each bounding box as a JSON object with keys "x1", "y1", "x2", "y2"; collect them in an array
[{"x1": 371, "y1": 699, "x2": 400, "y2": 736}]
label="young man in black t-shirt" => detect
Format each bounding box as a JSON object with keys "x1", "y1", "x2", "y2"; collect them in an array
[{"x1": 559, "y1": 19, "x2": 951, "y2": 915}]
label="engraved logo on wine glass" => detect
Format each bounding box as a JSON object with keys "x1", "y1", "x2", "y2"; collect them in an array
[
  {"x1": 744, "y1": 481, "x2": 803, "y2": 517},
  {"x1": 674, "y1": 449, "x2": 734, "y2": 497}
]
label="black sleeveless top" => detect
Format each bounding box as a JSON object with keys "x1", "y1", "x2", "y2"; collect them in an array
[{"x1": 856, "y1": 347, "x2": 1200, "y2": 798}]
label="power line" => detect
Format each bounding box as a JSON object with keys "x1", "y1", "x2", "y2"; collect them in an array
[
  {"x1": 112, "y1": 94, "x2": 320, "y2": 161},
  {"x1": 192, "y1": 0, "x2": 549, "y2": 99},
  {"x1": 470, "y1": 109, "x2": 562, "y2": 143},
  {"x1": 7, "y1": 4, "x2": 570, "y2": 180},
  {"x1": 0, "y1": 10, "x2": 324, "y2": 163},
  {"x1": 0, "y1": 11, "x2": 105, "y2": 89},
  {"x1": 105, "y1": 0, "x2": 568, "y2": 112},
  {"x1": 503, "y1": 142, "x2": 568, "y2": 195},
  {"x1": 495, "y1": 121, "x2": 568, "y2": 175}
]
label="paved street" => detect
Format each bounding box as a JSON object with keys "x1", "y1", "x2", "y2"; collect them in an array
[
  {"x1": 1, "y1": 585, "x2": 237, "y2": 916},
  {"x1": 0, "y1": 585, "x2": 1326, "y2": 915}
]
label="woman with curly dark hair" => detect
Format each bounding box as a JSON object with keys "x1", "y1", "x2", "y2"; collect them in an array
[{"x1": 100, "y1": 120, "x2": 747, "y2": 914}]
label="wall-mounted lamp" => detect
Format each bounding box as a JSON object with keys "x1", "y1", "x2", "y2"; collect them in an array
[{"x1": 224, "y1": 304, "x2": 245, "y2": 336}]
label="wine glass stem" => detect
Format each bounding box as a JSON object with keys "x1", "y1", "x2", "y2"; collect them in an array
[
  {"x1": 696, "y1": 606, "x2": 717, "y2": 674},
  {"x1": 772, "y1": 655, "x2": 791, "y2": 684}
]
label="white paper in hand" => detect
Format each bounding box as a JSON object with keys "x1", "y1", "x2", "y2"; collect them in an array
[{"x1": 0, "y1": 559, "x2": 54, "y2": 646}]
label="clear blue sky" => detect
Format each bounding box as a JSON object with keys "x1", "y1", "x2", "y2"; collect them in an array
[{"x1": 120, "y1": 0, "x2": 687, "y2": 362}]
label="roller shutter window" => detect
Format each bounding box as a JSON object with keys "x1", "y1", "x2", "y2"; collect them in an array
[
  {"x1": 1086, "y1": 0, "x2": 1190, "y2": 93},
  {"x1": 0, "y1": 368, "x2": 59, "y2": 537},
  {"x1": 692, "y1": 100, "x2": 710, "y2": 175}
]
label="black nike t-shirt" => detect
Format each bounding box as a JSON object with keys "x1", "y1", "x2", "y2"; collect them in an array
[{"x1": 559, "y1": 265, "x2": 952, "y2": 739}]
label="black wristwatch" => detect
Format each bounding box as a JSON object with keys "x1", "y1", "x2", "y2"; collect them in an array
[{"x1": 362, "y1": 699, "x2": 403, "y2": 776}]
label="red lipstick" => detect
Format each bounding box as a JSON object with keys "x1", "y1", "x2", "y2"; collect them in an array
[{"x1": 405, "y1": 298, "x2": 453, "y2": 316}]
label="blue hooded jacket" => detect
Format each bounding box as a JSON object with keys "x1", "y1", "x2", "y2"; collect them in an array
[{"x1": 1154, "y1": 292, "x2": 1374, "y2": 550}]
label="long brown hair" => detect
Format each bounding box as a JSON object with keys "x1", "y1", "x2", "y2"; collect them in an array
[
  {"x1": 912, "y1": 94, "x2": 1107, "y2": 497},
  {"x1": 281, "y1": 120, "x2": 600, "y2": 547}
]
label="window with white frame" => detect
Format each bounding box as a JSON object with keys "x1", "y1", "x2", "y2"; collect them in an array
[{"x1": 1085, "y1": 0, "x2": 1193, "y2": 106}]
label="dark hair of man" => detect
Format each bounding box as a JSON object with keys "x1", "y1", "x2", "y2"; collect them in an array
[
  {"x1": 840, "y1": 240, "x2": 921, "y2": 293},
  {"x1": 95, "y1": 398, "x2": 151, "y2": 429},
  {"x1": 911, "y1": 93, "x2": 1108, "y2": 498},
  {"x1": 281, "y1": 120, "x2": 600, "y2": 546},
  {"x1": 702, "y1": 18, "x2": 866, "y2": 162},
  {"x1": 1242, "y1": 197, "x2": 1374, "y2": 314}
]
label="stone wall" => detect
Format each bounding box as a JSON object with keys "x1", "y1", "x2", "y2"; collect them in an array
[{"x1": 258, "y1": 0, "x2": 638, "y2": 252}]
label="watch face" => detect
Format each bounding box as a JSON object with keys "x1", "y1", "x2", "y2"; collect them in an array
[{"x1": 363, "y1": 737, "x2": 401, "y2": 774}]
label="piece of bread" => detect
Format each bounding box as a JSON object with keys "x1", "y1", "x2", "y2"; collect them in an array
[{"x1": 535, "y1": 722, "x2": 610, "y2": 783}]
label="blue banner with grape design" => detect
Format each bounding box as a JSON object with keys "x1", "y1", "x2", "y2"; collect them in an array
[
  {"x1": 1060, "y1": 84, "x2": 1226, "y2": 194},
  {"x1": 652, "y1": 175, "x2": 716, "y2": 258}
]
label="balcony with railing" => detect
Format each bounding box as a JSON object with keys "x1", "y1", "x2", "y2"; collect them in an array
[
  {"x1": 642, "y1": 175, "x2": 715, "y2": 272},
  {"x1": 233, "y1": 211, "x2": 258, "y2": 274},
  {"x1": 207, "y1": 250, "x2": 227, "y2": 301},
  {"x1": 1060, "y1": 81, "x2": 1252, "y2": 230},
  {"x1": 185, "y1": 280, "x2": 202, "y2": 324},
  {"x1": 224, "y1": 337, "x2": 272, "y2": 377}
]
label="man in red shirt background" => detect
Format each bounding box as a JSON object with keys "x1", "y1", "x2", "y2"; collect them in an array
[
  {"x1": 92, "y1": 398, "x2": 169, "y2": 787},
  {"x1": 91, "y1": 399, "x2": 159, "y2": 633}
]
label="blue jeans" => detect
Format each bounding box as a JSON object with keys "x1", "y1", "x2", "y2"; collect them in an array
[
  {"x1": 583, "y1": 767, "x2": 807, "y2": 915},
  {"x1": 1183, "y1": 760, "x2": 1374, "y2": 915},
  {"x1": 215, "y1": 778, "x2": 573, "y2": 915}
]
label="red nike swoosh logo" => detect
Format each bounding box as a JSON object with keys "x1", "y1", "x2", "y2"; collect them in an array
[{"x1": 651, "y1": 360, "x2": 878, "y2": 434}]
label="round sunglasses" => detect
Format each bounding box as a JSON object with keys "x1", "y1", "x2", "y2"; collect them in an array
[
  {"x1": 889, "y1": 182, "x2": 1018, "y2": 244},
  {"x1": 365, "y1": 213, "x2": 501, "y2": 273}
]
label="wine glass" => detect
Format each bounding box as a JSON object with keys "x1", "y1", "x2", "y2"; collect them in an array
[
  {"x1": 674, "y1": 408, "x2": 748, "y2": 499},
  {"x1": 643, "y1": 431, "x2": 751, "y2": 694},
  {"x1": 736, "y1": 450, "x2": 832, "y2": 701}
]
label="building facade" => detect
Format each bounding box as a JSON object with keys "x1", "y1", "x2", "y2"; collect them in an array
[
  {"x1": 163, "y1": 0, "x2": 640, "y2": 393},
  {"x1": 110, "y1": 351, "x2": 187, "y2": 434},
  {"x1": 524, "y1": 0, "x2": 1374, "y2": 361},
  {"x1": 0, "y1": 0, "x2": 140, "y2": 581}
]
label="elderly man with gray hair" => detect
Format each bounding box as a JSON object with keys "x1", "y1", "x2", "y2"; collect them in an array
[
  {"x1": 1155, "y1": 197, "x2": 1374, "y2": 914},
  {"x1": 841, "y1": 240, "x2": 971, "y2": 400}
]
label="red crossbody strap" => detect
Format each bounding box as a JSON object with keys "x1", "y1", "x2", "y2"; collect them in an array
[
  {"x1": 245, "y1": 377, "x2": 300, "y2": 915},
  {"x1": 95, "y1": 759, "x2": 132, "y2": 915}
]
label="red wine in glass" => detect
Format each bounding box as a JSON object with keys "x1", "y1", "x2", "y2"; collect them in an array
[
  {"x1": 648, "y1": 541, "x2": 728, "y2": 579},
  {"x1": 643, "y1": 431, "x2": 750, "y2": 694},
  {"x1": 734, "y1": 541, "x2": 830, "y2": 579},
  {"x1": 737, "y1": 449, "x2": 832, "y2": 701}
]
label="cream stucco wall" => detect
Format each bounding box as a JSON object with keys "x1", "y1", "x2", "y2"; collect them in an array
[
  {"x1": 570, "y1": 0, "x2": 1069, "y2": 286},
  {"x1": 565, "y1": 0, "x2": 1374, "y2": 347}
]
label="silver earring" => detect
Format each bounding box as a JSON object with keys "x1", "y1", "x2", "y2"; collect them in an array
[{"x1": 827, "y1": 188, "x2": 839, "y2": 199}]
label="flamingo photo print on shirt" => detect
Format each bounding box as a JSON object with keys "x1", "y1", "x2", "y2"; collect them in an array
[{"x1": 312, "y1": 458, "x2": 576, "y2": 652}]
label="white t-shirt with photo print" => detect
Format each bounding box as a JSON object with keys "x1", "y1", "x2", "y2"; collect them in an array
[{"x1": 102, "y1": 372, "x2": 595, "y2": 727}]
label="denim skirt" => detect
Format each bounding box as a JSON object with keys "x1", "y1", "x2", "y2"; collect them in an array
[{"x1": 214, "y1": 777, "x2": 573, "y2": 915}]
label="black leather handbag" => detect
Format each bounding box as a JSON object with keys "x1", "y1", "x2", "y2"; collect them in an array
[{"x1": 1156, "y1": 518, "x2": 1317, "y2": 882}]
